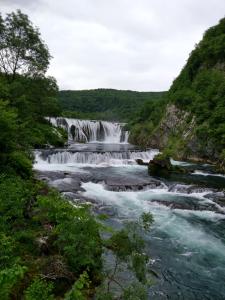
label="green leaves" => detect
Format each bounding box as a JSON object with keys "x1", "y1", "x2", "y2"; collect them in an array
[
  {"x1": 24, "y1": 278, "x2": 54, "y2": 300},
  {"x1": 0, "y1": 175, "x2": 31, "y2": 229},
  {"x1": 64, "y1": 272, "x2": 90, "y2": 300},
  {"x1": 0, "y1": 10, "x2": 50, "y2": 78},
  {"x1": 37, "y1": 193, "x2": 103, "y2": 276},
  {"x1": 140, "y1": 212, "x2": 154, "y2": 232},
  {"x1": 0, "y1": 264, "x2": 27, "y2": 300},
  {"x1": 0, "y1": 234, "x2": 19, "y2": 268},
  {"x1": 100, "y1": 213, "x2": 154, "y2": 298}
]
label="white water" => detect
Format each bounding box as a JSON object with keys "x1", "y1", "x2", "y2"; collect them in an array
[
  {"x1": 81, "y1": 181, "x2": 225, "y2": 258},
  {"x1": 34, "y1": 149, "x2": 158, "y2": 167},
  {"x1": 48, "y1": 117, "x2": 129, "y2": 143},
  {"x1": 193, "y1": 170, "x2": 225, "y2": 178}
]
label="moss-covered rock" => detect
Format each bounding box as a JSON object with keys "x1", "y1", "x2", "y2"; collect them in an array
[{"x1": 148, "y1": 153, "x2": 189, "y2": 177}]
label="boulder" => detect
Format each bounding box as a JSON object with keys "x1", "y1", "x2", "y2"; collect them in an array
[
  {"x1": 136, "y1": 159, "x2": 148, "y2": 166},
  {"x1": 148, "y1": 154, "x2": 189, "y2": 177}
]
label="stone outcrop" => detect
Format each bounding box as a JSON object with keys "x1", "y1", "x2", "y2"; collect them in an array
[
  {"x1": 148, "y1": 154, "x2": 190, "y2": 177},
  {"x1": 146, "y1": 104, "x2": 219, "y2": 164}
]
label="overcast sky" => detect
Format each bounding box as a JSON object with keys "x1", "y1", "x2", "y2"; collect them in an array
[{"x1": 1, "y1": 0, "x2": 225, "y2": 91}]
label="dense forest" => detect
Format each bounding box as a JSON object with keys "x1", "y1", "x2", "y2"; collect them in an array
[
  {"x1": 0, "y1": 10, "x2": 153, "y2": 300},
  {"x1": 129, "y1": 17, "x2": 225, "y2": 171},
  {"x1": 59, "y1": 89, "x2": 165, "y2": 121}
]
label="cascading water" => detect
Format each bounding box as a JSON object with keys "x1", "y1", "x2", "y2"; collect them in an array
[
  {"x1": 47, "y1": 117, "x2": 129, "y2": 143},
  {"x1": 35, "y1": 149, "x2": 158, "y2": 166}
]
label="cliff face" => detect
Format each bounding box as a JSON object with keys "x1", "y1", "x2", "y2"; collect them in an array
[
  {"x1": 149, "y1": 104, "x2": 219, "y2": 163},
  {"x1": 149, "y1": 104, "x2": 193, "y2": 149}
]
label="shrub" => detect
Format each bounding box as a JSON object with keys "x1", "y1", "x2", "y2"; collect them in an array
[
  {"x1": 9, "y1": 151, "x2": 33, "y2": 178},
  {"x1": 0, "y1": 264, "x2": 27, "y2": 300},
  {"x1": 24, "y1": 277, "x2": 54, "y2": 300}
]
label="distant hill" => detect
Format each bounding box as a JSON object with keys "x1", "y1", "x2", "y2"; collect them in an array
[{"x1": 58, "y1": 89, "x2": 166, "y2": 121}]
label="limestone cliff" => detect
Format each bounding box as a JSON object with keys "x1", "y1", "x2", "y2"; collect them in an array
[{"x1": 149, "y1": 104, "x2": 219, "y2": 163}]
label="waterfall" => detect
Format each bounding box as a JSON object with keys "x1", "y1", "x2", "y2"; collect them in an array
[
  {"x1": 35, "y1": 149, "x2": 158, "y2": 166},
  {"x1": 48, "y1": 117, "x2": 129, "y2": 143}
]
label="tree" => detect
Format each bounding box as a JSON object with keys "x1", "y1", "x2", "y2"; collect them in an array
[{"x1": 0, "y1": 10, "x2": 50, "y2": 80}]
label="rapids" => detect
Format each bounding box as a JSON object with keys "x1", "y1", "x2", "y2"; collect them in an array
[{"x1": 34, "y1": 122, "x2": 225, "y2": 299}]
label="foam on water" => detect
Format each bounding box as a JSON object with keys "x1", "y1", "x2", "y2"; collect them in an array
[
  {"x1": 34, "y1": 149, "x2": 158, "y2": 167},
  {"x1": 33, "y1": 151, "x2": 89, "y2": 173},
  {"x1": 80, "y1": 181, "x2": 225, "y2": 259},
  {"x1": 193, "y1": 170, "x2": 225, "y2": 178},
  {"x1": 171, "y1": 159, "x2": 195, "y2": 167}
]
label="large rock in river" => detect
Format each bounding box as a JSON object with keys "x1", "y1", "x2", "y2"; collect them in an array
[{"x1": 148, "y1": 154, "x2": 189, "y2": 177}]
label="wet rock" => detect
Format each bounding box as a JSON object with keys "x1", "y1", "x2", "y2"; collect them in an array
[
  {"x1": 50, "y1": 177, "x2": 83, "y2": 193},
  {"x1": 205, "y1": 192, "x2": 225, "y2": 207},
  {"x1": 150, "y1": 199, "x2": 216, "y2": 212},
  {"x1": 148, "y1": 154, "x2": 189, "y2": 177},
  {"x1": 168, "y1": 184, "x2": 215, "y2": 194},
  {"x1": 64, "y1": 172, "x2": 70, "y2": 175},
  {"x1": 105, "y1": 178, "x2": 164, "y2": 192},
  {"x1": 98, "y1": 205, "x2": 117, "y2": 216},
  {"x1": 136, "y1": 159, "x2": 148, "y2": 166}
]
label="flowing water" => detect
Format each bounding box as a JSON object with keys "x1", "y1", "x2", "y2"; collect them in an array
[
  {"x1": 35, "y1": 119, "x2": 225, "y2": 299},
  {"x1": 47, "y1": 117, "x2": 129, "y2": 143}
]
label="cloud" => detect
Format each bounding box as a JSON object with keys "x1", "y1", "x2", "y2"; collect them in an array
[{"x1": 1, "y1": 0, "x2": 225, "y2": 91}]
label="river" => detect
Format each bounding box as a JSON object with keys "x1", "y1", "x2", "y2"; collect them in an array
[{"x1": 34, "y1": 118, "x2": 225, "y2": 299}]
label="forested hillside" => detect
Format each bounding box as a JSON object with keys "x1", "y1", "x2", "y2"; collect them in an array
[
  {"x1": 59, "y1": 89, "x2": 165, "y2": 121},
  {"x1": 130, "y1": 17, "x2": 225, "y2": 171}
]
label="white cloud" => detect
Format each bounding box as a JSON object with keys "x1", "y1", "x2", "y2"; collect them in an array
[{"x1": 1, "y1": 0, "x2": 225, "y2": 91}]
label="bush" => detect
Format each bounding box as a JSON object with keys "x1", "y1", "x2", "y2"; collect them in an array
[
  {"x1": 0, "y1": 175, "x2": 31, "y2": 230},
  {"x1": 9, "y1": 151, "x2": 33, "y2": 178},
  {"x1": 24, "y1": 277, "x2": 54, "y2": 300},
  {"x1": 0, "y1": 264, "x2": 27, "y2": 300},
  {"x1": 37, "y1": 192, "x2": 103, "y2": 279}
]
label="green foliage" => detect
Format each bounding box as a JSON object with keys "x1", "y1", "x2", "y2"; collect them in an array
[
  {"x1": 59, "y1": 89, "x2": 165, "y2": 122},
  {"x1": 140, "y1": 212, "x2": 154, "y2": 232},
  {"x1": 129, "y1": 122, "x2": 155, "y2": 147},
  {"x1": 0, "y1": 175, "x2": 31, "y2": 230},
  {"x1": 0, "y1": 10, "x2": 50, "y2": 78},
  {"x1": 0, "y1": 264, "x2": 27, "y2": 300},
  {"x1": 163, "y1": 135, "x2": 187, "y2": 158},
  {"x1": 0, "y1": 234, "x2": 19, "y2": 268},
  {"x1": 129, "y1": 97, "x2": 166, "y2": 147},
  {"x1": 167, "y1": 18, "x2": 225, "y2": 159},
  {"x1": 122, "y1": 282, "x2": 148, "y2": 300},
  {"x1": 64, "y1": 271, "x2": 90, "y2": 300},
  {"x1": 23, "y1": 121, "x2": 67, "y2": 148},
  {"x1": 0, "y1": 175, "x2": 103, "y2": 298},
  {"x1": 37, "y1": 193, "x2": 103, "y2": 277},
  {"x1": 9, "y1": 151, "x2": 33, "y2": 178},
  {"x1": 98, "y1": 213, "x2": 154, "y2": 299},
  {"x1": 0, "y1": 101, "x2": 18, "y2": 165},
  {"x1": 24, "y1": 277, "x2": 54, "y2": 300}
]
